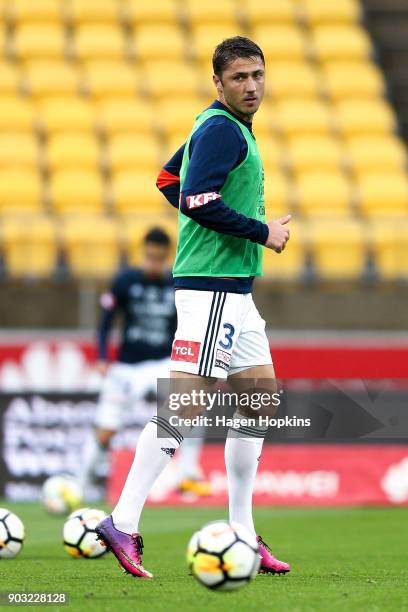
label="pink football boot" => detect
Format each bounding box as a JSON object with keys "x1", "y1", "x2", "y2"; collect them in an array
[{"x1": 257, "y1": 535, "x2": 291, "y2": 575}]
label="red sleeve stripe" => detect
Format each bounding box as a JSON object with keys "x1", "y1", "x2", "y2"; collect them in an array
[{"x1": 156, "y1": 168, "x2": 180, "y2": 189}]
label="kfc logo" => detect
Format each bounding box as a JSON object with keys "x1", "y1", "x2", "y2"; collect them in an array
[
  {"x1": 186, "y1": 192, "x2": 221, "y2": 209},
  {"x1": 171, "y1": 340, "x2": 201, "y2": 363}
]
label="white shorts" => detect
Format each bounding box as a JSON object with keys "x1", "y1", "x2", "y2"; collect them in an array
[
  {"x1": 170, "y1": 290, "x2": 272, "y2": 379},
  {"x1": 95, "y1": 358, "x2": 170, "y2": 430}
]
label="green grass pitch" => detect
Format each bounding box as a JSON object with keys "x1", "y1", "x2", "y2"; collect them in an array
[{"x1": 1, "y1": 502, "x2": 407, "y2": 612}]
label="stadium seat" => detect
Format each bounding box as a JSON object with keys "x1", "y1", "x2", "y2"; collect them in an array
[
  {"x1": 266, "y1": 62, "x2": 321, "y2": 98},
  {"x1": 107, "y1": 134, "x2": 160, "y2": 172},
  {"x1": 164, "y1": 133, "x2": 188, "y2": 159},
  {"x1": 124, "y1": 0, "x2": 179, "y2": 26},
  {"x1": 308, "y1": 218, "x2": 367, "y2": 280},
  {"x1": 124, "y1": 216, "x2": 178, "y2": 265},
  {"x1": 1, "y1": 215, "x2": 57, "y2": 277},
  {"x1": 243, "y1": 0, "x2": 296, "y2": 26},
  {"x1": 0, "y1": 168, "x2": 42, "y2": 214},
  {"x1": 74, "y1": 25, "x2": 125, "y2": 61},
  {"x1": 295, "y1": 170, "x2": 352, "y2": 217},
  {"x1": 311, "y1": 25, "x2": 372, "y2": 62},
  {"x1": 369, "y1": 220, "x2": 408, "y2": 279},
  {"x1": 256, "y1": 136, "x2": 283, "y2": 171},
  {"x1": 38, "y1": 97, "x2": 95, "y2": 133},
  {"x1": 356, "y1": 171, "x2": 408, "y2": 218},
  {"x1": 262, "y1": 220, "x2": 305, "y2": 280},
  {"x1": 24, "y1": 61, "x2": 79, "y2": 98},
  {"x1": 0, "y1": 132, "x2": 38, "y2": 168},
  {"x1": 273, "y1": 99, "x2": 333, "y2": 136},
  {"x1": 334, "y1": 99, "x2": 396, "y2": 136},
  {"x1": 286, "y1": 135, "x2": 344, "y2": 172},
  {"x1": 133, "y1": 25, "x2": 186, "y2": 62},
  {"x1": 50, "y1": 169, "x2": 104, "y2": 215},
  {"x1": 251, "y1": 102, "x2": 273, "y2": 136},
  {"x1": 97, "y1": 98, "x2": 153, "y2": 135},
  {"x1": 264, "y1": 170, "x2": 292, "y2": 216},
  {"x1": 7, "y1": 0, "x2": 62, "y2": 23},
  {"x1": 191, "y1": 25, "x2": 239, "y2": 62},
  {"x1": 62, "y1": 216, "x2": 120, "y2": 278},
  {"x1": 322, "y1": 61, "x2": 384, "y2": 100},
  {"x1": 111, "y1": 170, "x2": 166, "y2": 216},
  {"x1": 13, "y1": 24, "x2": 66, "y2": 60},
  {"x1": 298, "y1": 0, "x2": 361, "y2": 25},
  {"x1": 46, "y1": 133, "x2": 100, "y2": 171},
  {"x1": 0, "y1": 97, "x2": 35, "y2": 131},
  {"x1": 157, "y1": 98, "x2": 205, "y2": 137},
  {"x1": 66, "y1": 0, "x2": 119, "y2": 24},
  {"x1": 183, "y1": 0, "x2": 238, "y2": 26},
  {"x1": 83, "y1": 61, "x2": 139, "y2": 98},
  {"x1": 251, "y1": 26, "x2": 308, "y2": 61},
  {"x1": 345, "y1": 135, "x2": 407, "y2": 172},
  {"x1": 0, "y1": 63, "x2": 20, "y2": 94},
  {"x1": 144, "y1": 61, "x2": 199, "y2": 99}
]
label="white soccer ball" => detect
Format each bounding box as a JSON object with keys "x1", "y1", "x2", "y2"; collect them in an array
[
  {"x1": 42, "y1": 475, "x2": 83, "y2": 515},
  {"x1": 63, "y1": 508, "x2": 108, "y2": 558},
  {"x1": 0, "y1": 508, "x2": 25, "y2": 559},
  {"x1": 187, "y1": 520, "x2": 260, "y2": 591}
]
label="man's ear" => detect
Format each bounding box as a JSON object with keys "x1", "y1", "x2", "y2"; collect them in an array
[{"x1": 213, "y1": 74, "x2": 223, "y2": 94}]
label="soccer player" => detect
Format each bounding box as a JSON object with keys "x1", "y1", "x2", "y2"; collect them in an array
[{"x1": 96, "y1": 37, "x2": 291, "y2": 578}]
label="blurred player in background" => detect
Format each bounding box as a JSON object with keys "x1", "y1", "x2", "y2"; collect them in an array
[
  {"x1": 79, "y1": 227, "x2": 211, "y2": 499},
  {"x1": 96, "y1": 37, "x2": 291, "y2": 578}
]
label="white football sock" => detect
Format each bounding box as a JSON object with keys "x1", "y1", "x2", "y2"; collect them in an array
[
  {"x1": 112, "y1": 417, "x2": 183, "y2": 534},
  {"x1": 78, "y1": 432, "x2": 108, "y2": 494},
  {"x1": 225, "y1": 414, "x2": 267, "y2": 537},
  {"x1": 177, "y1": 433, "x2": 204, "y2": 481}
]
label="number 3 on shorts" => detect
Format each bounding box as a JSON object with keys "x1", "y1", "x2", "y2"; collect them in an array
[{"x1": 219, "y1": 323, "x2": 235, "y2": 350}]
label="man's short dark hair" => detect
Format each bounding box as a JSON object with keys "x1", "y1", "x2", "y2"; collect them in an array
[
  {"x1": 212, "y1": 36, "x2": 265, "y2": 78},
  {"x1": 144, "y1": 227, "x2": 171, "y2": 247}
]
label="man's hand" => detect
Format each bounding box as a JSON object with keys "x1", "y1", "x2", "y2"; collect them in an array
[
  {"x1": 95, "y1": 360, "x2": 109, "y2": 376},
  {"x1": 265, "y1": 214, "x2": 291, "y2": 253}
]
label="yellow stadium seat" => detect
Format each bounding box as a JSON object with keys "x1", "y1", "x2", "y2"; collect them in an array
[
  {"x1": 38, "y1": 97, "x2": 95, "y2": 133},
  {"x1": 252, "y1": 102, "x2": 273, "y2": 136},
  {"x1": 295, "y1": 170, "x2": 352, "y2": 217},
  {"x1": 0, "y1": 63, "x2": 20, "y2": 94},
  {"x1": 124, "y1": 0, "x2": 179, "y2": 26},
  {"x1": 62, "y1": 216, "x2": 120, "y2": 278},
  {"x1": 286, "y1": 135, "x2": 344, "y2": 172},
  {"x1": 7, "y1": 0, "x2": 62, "y2": 23},
  {"x1": 124, "y1": 216, "x2": 178, "y2": 265},
  {"x1": 24, "y1": 61, "x2": 79, "y2": 98},
  {"x1": 13, "y1": 24, "x2": 66, "y2": 60},
  {"x1": 370, "y1": 220, "x2": 408, "y2": 279},
  {"x1": 1, "y1": 216, "x2": 57, "y2": 277},
  {"x1": 50, "y1": 169, "x2": 104, "y2": 215},
  {"x1": 252, "y1": 26, "x2": 308, "y2": 61},
  {"x1": 311, "y1": 25, "x2": 372, "y2": 62},
  {"x1": 165, "y1": 133, "x2": 188, "y2": 159},
  {"x1": 192, "y1": 25, "x2": 239, "y2": 62},
  {"x1": 144, "y1": 61, "x2": 199, "y2": 99},
  {"x1": 0, "y1": 132, "x2": 38, "y2": 167},
  {"x1": 107, "y1": 134, "x2": 160, "y2": 172},
  {"x1": 0, "y1": 97, "x2": 35, "y2": 131},
  {"x1": 273, "y1": 98, "x2": 333, "y2": 136},
  {"x1": 0, "y1": 169, "x2": 42, "y2": 214},
  {"x1": 346, "y1": 135, "x2": 407, "y2": 172},
  {"x1": 74, "y1": 25, "x2": 125, "y2": 61},
  {"x1": 262, "y1": 220, "x2": 304, "y2": 280},
  {"x1": 322, "y1": 61, "x2": 384, "y2": 100},
  {"x1": 157, "y1": 98, "x2": 204, "y2": 137},
  {"x1": 264, "y1": 170, "x2": 292, "y2": 216},
  {"x1": 46, "y1": 133, "x2": 100, "y2": 171},
  {"x1": 243, "y1": 0, "x2": 296, "y2": 26},
  {"x1": 256, "y1": 136, "x2": 283, "y2": 171},
  {"x1": 83, "y1": 61, "x2": 138, "y2": 98},
  {"x1": 298, "y1": 0, "x2": 361, "y2": 25},
  {"x1": 356, "y1": 171, "x2": 408, "y2": 218},
  {"x1": 266, "y1": 62, "x2": 320, "y2": 98},
  {"x1": 66, "y1": 0, "x2": 119, "y2": 24},
  {"x1": 308, "y1": 218, "x2": 366, "y2": 280},
  {"x1": 97, "y1": 98, "x2": 153, "y2": 135},
  {"x1": 111, "y1": 170, "x2": 165, "y2": 216},
  {"x1": 133, "y1": 25, "x2": 185, "y2": 62},
  {"x1": 183, "y1": 0, "x2": 238, "y2": 26},
  {"x1": 335, "y1": 99, "x2": 396, "y2": 136}
]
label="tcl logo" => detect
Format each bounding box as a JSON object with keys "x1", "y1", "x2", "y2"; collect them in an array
[
  {"x1": 186, "y1": 192, "x2": 221, "y2": 209},
  {"x1": 171, "y1": 340, "x2": 201, "y2": 363}
]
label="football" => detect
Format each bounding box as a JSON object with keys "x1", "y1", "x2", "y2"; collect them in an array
[
  {"x1": 0, "y1": 508, "x2": 25, "y2": 559},
  {"x1": 42, "y1": 475, "x2": 83, "y2": 515},
  {"x1": 63, "y1": 507, "x2": 108, "y2": 558},
  {"x1": 187, "y1": 520, "x2": 260, "y2": 591}
]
